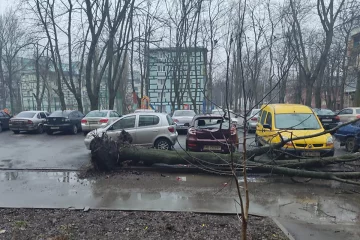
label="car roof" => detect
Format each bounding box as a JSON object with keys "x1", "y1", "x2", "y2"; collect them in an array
[
  {"x1": 262, "y1": 104, "x2": 313, "y2": 114},
  {"x1": 19, "y1": 111, "x2": 45, "y2": 113}
]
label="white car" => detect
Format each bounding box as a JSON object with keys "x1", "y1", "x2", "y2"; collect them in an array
[
  {"x1": 211, "y1": 109, "x2": 239, "y2": 126},
  {"x1": 84, "y1": 112, "x2": 178, "y2": 150},
  {"x1": 81, "y1": 110, "x2": 121, "y2": 135}
]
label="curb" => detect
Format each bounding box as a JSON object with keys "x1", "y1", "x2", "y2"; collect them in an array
[{"x1": 271, "y1": 218, "x2": 296, "y2": 240}]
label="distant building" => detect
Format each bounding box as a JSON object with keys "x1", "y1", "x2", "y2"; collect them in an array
[{"x1": 147, "y1": 47, "x2": 207, "y2": 113}]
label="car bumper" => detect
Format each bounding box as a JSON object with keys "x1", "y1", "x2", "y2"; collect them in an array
[
  {"x1": 176, "y1": 124, "x2": 189, "y2": 131},
  {"x1": 186, "y1": 139, "x2": 238, "y2": 153},
  {"x1": 84, "y1": 137, "x2": 93, "y2": 150},
  {"x1": 9, "y1": 125, "x2": 38, "y2": 131},
  {"x1": 321, "y1": 122, "x2": 339, "y2": 130},
  {"x1": 248, "y1": 122, "x2": 257, "y2": 129},
  {"x1": 44, "y1": 124, "x2": 72, "y2": 131},
  {"x1": 169, "y1": 132, "x2": 178, "y2": 145},
  {"x1": 280, "y1": 147, "x2": 335, "y2": 157},
  {"x1": 82, "y1": 124, "x2": 107, "y2": 132}
]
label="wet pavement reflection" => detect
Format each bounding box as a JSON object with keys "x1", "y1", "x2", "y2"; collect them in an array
[{"x1": 0, "y1": 171, "x2": 359, "y2": 226}]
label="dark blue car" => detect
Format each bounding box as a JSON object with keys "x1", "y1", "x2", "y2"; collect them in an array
[{"x1": 334, "y1": 120, "x2": 360, "y2": 152}]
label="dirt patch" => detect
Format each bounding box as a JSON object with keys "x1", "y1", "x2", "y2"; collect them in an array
[{"x1": 0, "y1": 209, "x2": 287, "y2": 240}]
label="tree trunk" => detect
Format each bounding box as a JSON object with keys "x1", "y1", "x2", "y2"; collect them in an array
[
  {"x1": 314, "y1": 85, "x2": 322, "y2": 108},
  {"x1": 355, "y1": 70, "x2": 360, "y2": 107},
  {"x1": 305, "y1": 76, "x2": 313, "y2": 106}
]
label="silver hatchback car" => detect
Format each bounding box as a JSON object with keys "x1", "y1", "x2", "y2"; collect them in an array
[
  {"x1": 84, "y1": 112, "x2": 178, "y2": 150},
  {"x1": 81, "y1": 110, "x2": 121, "y2": 135}
]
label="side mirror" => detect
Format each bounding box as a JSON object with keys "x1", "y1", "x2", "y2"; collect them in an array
[
  {"x1": 263, "y1": 124, "x2": 272, "y2": 130},
  {"x1": 184, "y1": 123, "x2": 190, "y2": 127}
]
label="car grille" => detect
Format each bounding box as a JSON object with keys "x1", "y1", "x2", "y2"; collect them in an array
[{"x1": 295, "y1": 144, "x2": 324, "y2": 148}]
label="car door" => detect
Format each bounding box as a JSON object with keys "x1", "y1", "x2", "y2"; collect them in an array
[
  {"x1": 256, "y1": 110, "x2": 267, "y2": 143},
  {"x1": 262, "y1": 112, "x2": 275, "y2": 144},
  {"x1": 135, "y1": 115, "x2": 161, "y2": 146},
  {"x1": 106, "y1": 115, "x2": 137, "y2": 143},
  {"x1": 0, "y1": 111, "x2": 10, "y2": 128},
  {"x1": 39, "y1": 112, "x2": 47, "y2": 124},
  {"x1": 338, "y1": 109, "x2": 352, "y2": 123}
]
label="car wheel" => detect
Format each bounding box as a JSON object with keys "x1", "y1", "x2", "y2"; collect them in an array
[
  {"x1": 71, "y1": 125, "x2": 78, "y2": 135},
  {"x1": 46, "y1": 130, "x2": 53, "y2": 135},
  {"x1": 155, "y1": 138, "x2": 172, "y2": 150},
  {"x1": 13, "y1": 130, "x2": 20, "y2": 134},
  {"x1": 37, "y1": 125, "x2": 44, "y2": 134},
  {"x1": 345, "y1": 137, "x2": 358, "y2": 152}
]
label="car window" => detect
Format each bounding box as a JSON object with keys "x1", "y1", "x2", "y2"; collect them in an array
[
  {"x1": 195, "y1": 118, "x2": 230, "y2": 129},
  {"x1": 139, "y1": 115, "x2": 160, "y2": 127},
  {"x1": 37, "y1": 113, "x2": 41, "y2": 119},
  {"x1": 265, "y1": 112, "x2": 272, "y2": 126},
  {"x1": 260, "y1": 111, "x2": 267, "y2": 124},
  {"x1": 0, "y1": 112, "x2": 4, "y2": 117},
  {"x1": 173, "y1": 110, "x2": 196, "y2": 117},
  {"x1": 40, "y1": 112, "x2": 46, "y2": 118},
  {"x1": 68, "y1": 112, "x2": 75, "y2": 118},
  {"x1": 275, "y1": 113, "x2": 321, "y2": 130},
  {"x1": 339, "y1": 109, "x2": 352, "y2": 115},
  {"x1": 356, "y1": 109, "x2": 360, "y2": 114},
  {"x1": 112, "y1": 116, "x2": 136, "y2": 130},
  {"x1": 78, "y1": 112, "x2": 84, "y2": 118},
  {"x1": 314, "y1": 109, "x2": 335, "y2": 115},
  {"x1": 86, "y1": 111, "x2": 108, "y2": 117},
  {"x1": 49, "y1": 111, "x2": 71, "y2": 117},
  {"x1": 110, "y1": 112, "x2": 119, "y2": 117},
  {"x1": 16, "y1": 112, "x2": 36, "y2": 118}
]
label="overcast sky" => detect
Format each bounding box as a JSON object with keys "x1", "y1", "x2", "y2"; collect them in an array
[{"x1": 0, "y1": 0, "x2": 13, "y2": 14}]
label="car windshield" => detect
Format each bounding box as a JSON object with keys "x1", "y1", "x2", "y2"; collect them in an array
[
  {"x1": 49, "y1": 111, "x2": 71, "y2": 117},
  {"x1": 195, "y1": 118, "x2": 231, "y2": 129},
  {"x1": 212, "y1": 110, "x2": 236, "y2": 118},
  {"x1": 250, "y1": 109, "x2": 260, "y2": 117},
  {"x1": 86, "y1": 111, "x2": 108, "y2": 117},
  {"x1": 173, "y1": 110, "x2": 196, "y2": 117},
  {"x1": 16, "y1": 112, "x2": 36, "y2": 118},
  {"x1": 314, "y1": 109, "x2": 334, "y2": 115},
  {"x1": 275, "y1": 113, "x2": 321, "y2": 130}
]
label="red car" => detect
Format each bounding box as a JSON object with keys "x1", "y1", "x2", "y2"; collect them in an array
[{"x1": 185, "y1": 115, "x2": 239, "y2": 153}]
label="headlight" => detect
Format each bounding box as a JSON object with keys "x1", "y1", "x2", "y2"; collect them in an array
[
  {"x1": 326, "y1": 136, "x2": 334, "y2": 145},
  {"x1": 85, "y1": 133, "x2": 95, "y2": 139}
]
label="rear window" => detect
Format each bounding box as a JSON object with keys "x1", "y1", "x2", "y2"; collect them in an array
[
  {"x1": 250, "y1": 109, "x2": 260, "y2": 117},
  {"x1": 49, "y1": 111, "x2": 71, "y2": 117},
  {"x1": 166, "y1": 115, "x2": 174, "y2": 125},
  {"x1": 16, "y1": 112, "x2": 36, "y2": 118},
  {"x1": 195, "y1": 118, "x2": 230, "y2": 129},
  {"x1": 356, "y1": 109, "x2": 360, "y2": 114},
  {"x1": 173, "y1": 110, "x2": 196, "y2": 117},
  {"x1": 275, "y1": 113, "x2": 321, "y2": 130},
  {"x1": 314, "y1": 109, "x2": 335, "y2": 115},
  {"x1": 139, "y1": 115, "x2": 160, "y2": 127},
  {"x1": 86, "y1": 111, "x2": 108, "y2": 117}
]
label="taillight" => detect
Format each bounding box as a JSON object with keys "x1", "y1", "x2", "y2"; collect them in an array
[
  {"x1": 168, "y1": 126, "x2": 175, "y2": 133},
  {"x1": 173, "y1": 119, "x2": 179, "y2": 123},
  {"x1": 335, "y1": 116, "x2": 340, "y2": 120},
  {"x1": 27, "y1": 120, "x2": 33, "y2": 124},
  {"x1": 251, "y1": 117, "x2": 257, "y2": 121},
  {"x1": 81, "y1": 119, "x2": 87, "y2": 124},
  {"x1": 99, "y1": 119, "x2": 109, "y2": 124},
  {"x1": 230, "y1": 126, "x2": 236, "y2": 135},
  {"x1": 188, "y1": 127, "x2": 196, "y2": 135},
  {"x1": 356, "y1": 115, "x2": 360, "y2": 119}
]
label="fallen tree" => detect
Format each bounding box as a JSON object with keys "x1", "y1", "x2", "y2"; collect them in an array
[{"x1": 89, "y1": 121, "x2": 360, "y2": 186}]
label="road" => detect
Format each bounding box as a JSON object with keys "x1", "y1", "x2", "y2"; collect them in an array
[{"x1": 0, "y1": 129, "x2": 346, "y2": 170}]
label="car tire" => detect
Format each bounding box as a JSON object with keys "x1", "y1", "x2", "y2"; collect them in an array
[
  {"x1": 37, "y1": 125, "x2": 44, "y2": 134},
  {"x1": 71, "y1": 125, "x2": 78, "y2": 135},
  {"x1": 46, "y1": 130, "x2": 53, "y2": 135},
  {"x1": 345, "y1": 137, "x2": 358, "y2": 152},
  {"x1": 13, "y1": 130, "x2": 20, "y2": 134},
  {"x1": 155, "y1": 138, "x2": 172, "y2": 150}
]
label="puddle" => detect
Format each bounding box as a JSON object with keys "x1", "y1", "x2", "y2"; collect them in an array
[{"x1": 0, "y1": 171, "x2": 358, "y2": 225}]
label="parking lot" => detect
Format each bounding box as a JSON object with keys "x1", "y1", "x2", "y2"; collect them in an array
[{"x1": 0, "y1": 129, "x2": 345, "y2": 170}]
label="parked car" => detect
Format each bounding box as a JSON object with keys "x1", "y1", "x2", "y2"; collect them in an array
[
  {"x1": 256, "y1": 104, "x2": 334, "y2": 158},
  {"x1": 185, "y1": 115, "x2": 239, "y2": 153},
  {"x1": 211, "y1": 109, "x2": 239, "y2": 126},
  {"x1": 84, "y1": 112, "x2": 178, "y2": 150},
  {"x1": 44, "y1": 110, "x2": 84, "y2": 135},
  {"x1": 336, "y1": 107, "x2": 360, "y2": 123},
  {"x1": 313, "y1": 108, "x2": 340, "y2": 130},
  {"x1": 334, "y1": 119, "x2": 360, "y2": 152},
  {"x1": 172, "y1": 110, "x2": 196, "y2": 132},
  {"x1": 0, "y1": 110, "x2": 12, "y2": 132},
  {"x1": 246, "y1": 108, "x2": 261, "y2": 133},
  {"x1": 9, "y1": 111, "x2": 49, "y2": 134},
  {"x1": 81, "y1": 110, "x2": 121, "y2": 135}
]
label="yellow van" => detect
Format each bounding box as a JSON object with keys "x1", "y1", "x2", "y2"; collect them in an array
[{"x1": 255, "y1": 104, "x2": 334, "y2": 157}]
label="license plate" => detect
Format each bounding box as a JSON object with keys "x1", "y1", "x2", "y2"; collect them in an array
[
  {"x1": 301, "y1": 152, "x2": 320, "y2": 157},
  {"x1": 51, "y1": 127, "x2": 60, "y2": 130},
  {"x1": 322, "y1": 119, "x2": 332, "y2": 122},
  {"x1": 204, "y1": 145, "x2": 221, "y2": 151}
]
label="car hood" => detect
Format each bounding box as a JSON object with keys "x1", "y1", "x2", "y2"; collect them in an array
[{"x1": 277, "y1": 129, "x2": 331, "y2": 144}]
